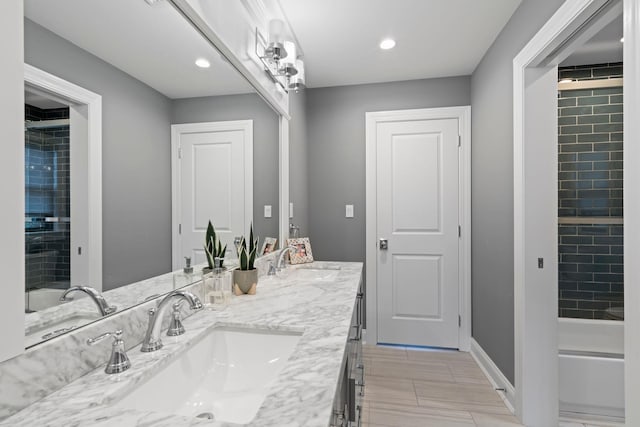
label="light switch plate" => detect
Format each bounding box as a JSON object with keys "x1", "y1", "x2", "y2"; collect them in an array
[
  {"x1": 289, "y1": 202, "x2": 294, "y2": 218},
  {"x1": 264, "y1": 205, "x2": 272, "y2": 218},
  {"x1": 345, "y1": 204, "x2": 354, "y2": 218}
]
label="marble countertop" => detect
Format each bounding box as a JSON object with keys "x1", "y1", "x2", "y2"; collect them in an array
[{"x1": 3, "y1": 261, "x2": 363, "y2": 427}]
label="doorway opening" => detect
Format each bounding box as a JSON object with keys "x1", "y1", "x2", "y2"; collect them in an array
[
  {"x1": 24, "y1": 64, "x2": 103, "y2": 313},
  {"x1": 513, "y1": 0, "x2": 635, "y2": 425}
]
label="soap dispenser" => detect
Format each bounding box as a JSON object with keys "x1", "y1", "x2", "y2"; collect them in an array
[
  {"x1": 211, "y1": 257, "x2": 229, "y2": 309},
  {"x1": 183, "y1": 256, "x2": 193, "y2": 274}
]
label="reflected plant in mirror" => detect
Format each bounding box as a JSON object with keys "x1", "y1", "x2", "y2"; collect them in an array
[{"x1": 204, "y1": 220, "x2": 226, "y2": 271}]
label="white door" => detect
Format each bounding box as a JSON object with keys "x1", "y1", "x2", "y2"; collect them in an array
[
  {"x1": 376, "y1": 117, "x2": 460, "y2": 348},
  {"x1": 171, "y1": 121, "x2": 253, "y2": 268}
]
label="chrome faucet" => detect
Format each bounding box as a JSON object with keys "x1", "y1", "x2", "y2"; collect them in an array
[
  {"x1": 60, "y1": 286, "x2": 117, "y2": 316},
  {"x1": 140, "y1": 289, "x2": 203, "y2": 353},
  {"x1": 87, "y1": 329, "x2": 131, "y2": 374},
  {"x1": 276, "y1": 246, "x2": 295, "y2": 272}
]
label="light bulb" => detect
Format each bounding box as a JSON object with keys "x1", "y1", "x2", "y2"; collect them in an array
[
  {"x1": 380, "y1": 38, "x2": 396, "y2": 50},
  {"x1": 195, "y1": 58, "x2": 210, "y2": 68}
]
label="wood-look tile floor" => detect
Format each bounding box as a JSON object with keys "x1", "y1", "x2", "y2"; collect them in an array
[{"x1": 360, "y1": 345, "x2": 621, "y2": 427}]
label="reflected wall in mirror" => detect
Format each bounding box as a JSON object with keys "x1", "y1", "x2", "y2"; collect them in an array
[{"x1": 23, "y1": 0, "x2": 280, "y2": 348}]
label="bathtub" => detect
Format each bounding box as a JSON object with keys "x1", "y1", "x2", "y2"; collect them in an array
[
  {"x1": 558, "y1": 318, "x2": 625, "y2": 419},
  {"x1": 25, "y1": 288, "x2": 66, "y2": 312}
]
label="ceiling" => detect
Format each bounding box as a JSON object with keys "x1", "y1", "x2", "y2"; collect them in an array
[
  {"x1": 25, "y1": 91, "x2": 67, "y2": 109},
  {"x1": 561, "y1": 15, "x2": 623, "y2": 67},
  {"x1": 24, "y1": 0, "x2": 253, "y2": 99},
  {"x1": 24, "y1": 0, "x2": 526, "y2": 96},
  {"x1": 278, "y1": 0, "x2": 522, "y2": 88}
]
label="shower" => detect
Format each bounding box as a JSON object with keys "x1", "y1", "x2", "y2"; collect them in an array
[{"x1": 24, "y1": 101, "x2": 72, "y2": 312}]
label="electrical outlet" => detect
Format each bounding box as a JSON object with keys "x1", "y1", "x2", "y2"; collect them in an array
[
  {"x1": 264, "y1": 205, "x2": 272, "y2": 218},
  {"x1": 345, "y1": 204, "x2": 354, "y2": 218},
  {"x1": 289, "y1": 202, "x2": 294, "y2": 218}
]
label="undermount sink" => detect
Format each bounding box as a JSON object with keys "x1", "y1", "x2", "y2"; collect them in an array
[
  {"x1": 287, "y1": 266, "x2": 340, "y2": 282},
  {"x1": 25, "y1": 312, "x2": 101, "y2": 347},
  {"x1": 113, "y1": 327, "x2": 302, "y2": 424}
]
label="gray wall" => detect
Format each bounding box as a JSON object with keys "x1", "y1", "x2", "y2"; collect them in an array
[
  {"x1": 470, "y1": 0, "x2": 565, "y2": 384},
  {"x1": 289, "y1": 89, "x2": 309, "y2": 237},
  {"x1": 25, "y1": 20, "x2": 173, "y2": 290},
  {"x1": 306, "y1": 77, "x2": 471, "y2": 262},
  {"x1": 172, "y1": 93, "x2": 279, "y2": 242}
]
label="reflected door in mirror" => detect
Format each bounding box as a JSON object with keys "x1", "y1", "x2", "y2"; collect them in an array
[{"x1": 173, "y1": 121, "x2": 253, "y2": 268}]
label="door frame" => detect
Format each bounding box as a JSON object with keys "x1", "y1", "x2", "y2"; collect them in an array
[
  {"x1": 24, "y1": 63, "x2": 103, "y2": 292},
  {"x1": 365, "y1": 106, "x2": 472, "y2": 352},
  {"x1": 513, "y1": 0, "x2": 639, "y2": 424},
  {"x1": 170, "y1": 120, "x2": 253, "y2": 269}
]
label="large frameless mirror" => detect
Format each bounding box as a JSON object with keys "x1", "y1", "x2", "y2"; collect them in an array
[{"x1": 23, "y1": 0, "x2": 281, "y2": 348}]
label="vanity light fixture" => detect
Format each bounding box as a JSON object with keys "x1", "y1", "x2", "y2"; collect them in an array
[
  {"x1": 288, "y1": 59, "x2": 305, "y2": 93},
  {"x1": 379, "y1": 38, "x2": 396, "y2": 50},
  {"x1": 255, "y1": 19, "x2": 305, "y2": 93},
  {"x1": 195, "y1": 58, "x2": 211, "y2": 68}
]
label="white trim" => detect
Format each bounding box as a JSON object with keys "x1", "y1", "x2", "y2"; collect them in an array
[
  {"x1": 513, "y1": 1, "x2": 629, "y2": 424},
  {"x1": 470, "y1": 338, "x2": 516, "y2": 414},
  {"x1": 170, "y1": 120, "x2": 253, "y2": 269},
  {"x1": 364, "y1": 106, "x2": 471, "y2": 351},
  {"x1": 24, "y1": 63, "x2": 103, "y2": 292},
  {"x1": 624, "y1": 0, "x2": 640, "y2": 423},
  {"x1": 279, "y1": 116, "x2": 290, "y2": 246}
]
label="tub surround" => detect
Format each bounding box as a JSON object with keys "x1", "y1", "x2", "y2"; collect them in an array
[{"x1": 1, "y1": 260, "x2": 363, "y2": 426}]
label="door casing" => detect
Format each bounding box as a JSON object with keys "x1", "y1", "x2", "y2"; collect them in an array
[
  {"x1": 24, "y1": 64, "x2": 103, "y2": 292},
  {"x1": 512, "y1": 0, "x2": 638, "y2": 424},
  {"x1": 365, "y1": 106, "x2": 471, "y2": 352}
]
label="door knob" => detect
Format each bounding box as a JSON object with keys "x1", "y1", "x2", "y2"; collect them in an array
[{"x1": 379, "y1": 238, "x2": 388, "y2": 250}]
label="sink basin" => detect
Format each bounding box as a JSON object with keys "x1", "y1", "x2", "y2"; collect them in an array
[
  {"x1": 113, "y1": 327, "x2": 302, "y2": 424},
  {"x1": 287, "y1": 267, "x2": 340, "y2": 282},
  {"x1": 25, "y1": 311, "x2": 101, "y2": 347}
]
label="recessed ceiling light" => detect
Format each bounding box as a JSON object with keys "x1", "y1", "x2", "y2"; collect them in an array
[
  {"x1": 620, "y1": 37, "x2": 624, "y2": 43},
  {"x1": 195, "y1": 58, "x2": 211, "y2": 68},
  {"x1": 379, "y1": 38, "x2": 396, "y2": 50}
]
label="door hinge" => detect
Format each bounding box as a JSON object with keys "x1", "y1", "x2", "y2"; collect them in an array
[
  {"x1": 178, "y1": 223, "x2": 182, "y2": 234},
  {"x1": 458, "y1": 225, "x2": 461, "y2": 237},
  {"x1": 459, "y1": 315, "x2": 462, "y2": 327},
  {"x1": 458, "y1": 135, "x2": 461, "y2": 147},
  {"x1": 178, "y1": 147, "x2": 182, "y2": 159}
]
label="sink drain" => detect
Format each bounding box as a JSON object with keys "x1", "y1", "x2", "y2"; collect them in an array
[{"x1": 196, "y1": 412, "x2": 215, "y2": 420}]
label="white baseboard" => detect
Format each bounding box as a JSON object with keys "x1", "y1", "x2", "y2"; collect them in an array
[{"x1": 470, "y1": 338, "x2": 516, "y2": 414}]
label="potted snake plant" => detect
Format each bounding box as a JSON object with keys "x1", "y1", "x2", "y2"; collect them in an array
[
  {"x1": 233, "y1": 223, "x2": 258, "y2": 295},
  {"x1": 204, "y1": 220, "x2": 226, "y2": 273}
]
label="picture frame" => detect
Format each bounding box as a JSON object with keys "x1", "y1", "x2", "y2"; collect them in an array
[
  {"x1": 261, "y1": 237, "x2": 278, "y2": 256},
  {"x1": 286, "y1": 237, "x2": 314, "y2": 264}
]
